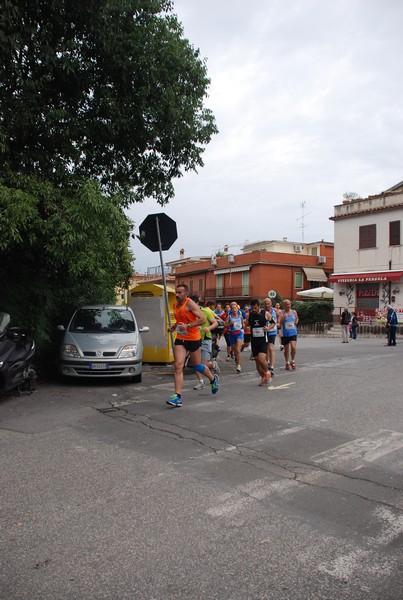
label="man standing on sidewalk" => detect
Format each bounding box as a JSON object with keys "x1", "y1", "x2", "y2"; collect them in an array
[
  {"x1": 340, "y1": 308, "x2": 351, "y2": 343},
  {"x1": 386, "y1": 306, "x2": 398, "y2": 346},
  {"x1": 167, "y1": 285, "x2": 219, "y2": 407}
]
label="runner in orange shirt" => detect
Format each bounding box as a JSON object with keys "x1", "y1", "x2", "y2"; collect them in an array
[{"x1": 167, "y1": 284, "x2": 219, "y2": 407}]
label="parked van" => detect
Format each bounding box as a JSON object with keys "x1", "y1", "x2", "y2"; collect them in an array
[{"x1": 58, "y1": 305, "x2": 149, "y2": 383}]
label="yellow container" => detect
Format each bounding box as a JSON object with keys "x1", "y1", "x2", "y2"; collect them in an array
[{"x1": 129, "y1": 283, "x2": 175, "y2": 363}]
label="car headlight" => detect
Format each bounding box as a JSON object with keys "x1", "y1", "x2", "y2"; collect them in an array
[
  {"x1": 62, "y1": 344, "x2": 80, "y2": 358},
  {"x1": 118, "y1": 344, "x2": 138, "y2": 358}
]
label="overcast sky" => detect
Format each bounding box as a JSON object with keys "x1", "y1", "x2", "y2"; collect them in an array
[{"x1": 129, "y1": 0, "x2": 403, "y2": 273}]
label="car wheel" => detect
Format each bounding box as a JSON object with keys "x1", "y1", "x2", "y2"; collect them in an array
[{"x1": 131, "y1": 373, "x2": 142, "y2": 383}]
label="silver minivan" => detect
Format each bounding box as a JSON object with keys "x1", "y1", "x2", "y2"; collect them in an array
[{"x1": 58, "y1": 305, "x2": 149, "y2": 382}]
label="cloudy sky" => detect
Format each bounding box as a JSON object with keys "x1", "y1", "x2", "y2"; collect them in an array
[{"x1": 129, "y1": 0, "x2": 403, "y2": 273}]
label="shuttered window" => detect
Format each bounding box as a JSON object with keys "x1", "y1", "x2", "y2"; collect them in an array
[
  {"x1": 389, "y1": 221, "x2": 400, "y2": 246},
  {"x1": 359, "y1": 224, "x2": 376, "y2": 249}
]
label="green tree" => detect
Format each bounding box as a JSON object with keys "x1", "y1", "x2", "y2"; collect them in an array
[
  {"x1": 0, "y1": 1, "x2": 217, "y2": 362},
  {"x1": 0, "y1": 0, "x2": 217, "y2": 203},
  {"x1": 0, "y1": 175, "x2": 133, "y2": 344}
]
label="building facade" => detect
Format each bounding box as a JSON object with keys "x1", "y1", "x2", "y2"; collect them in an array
[
  {"x1": 167, "y1": 240, "x2": 334, "y2": 304},
  {"x1": 329, "y1": 182, "x2": 403, "y2": 323}
]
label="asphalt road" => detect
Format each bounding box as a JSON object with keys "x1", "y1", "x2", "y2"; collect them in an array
[{"x1": 1, "y1": 335, "x2": 402, "y2": 600}]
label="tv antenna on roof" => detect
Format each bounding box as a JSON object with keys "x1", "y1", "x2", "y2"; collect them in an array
[{"x1": 296, "y1": 201, "x2": 311, "y2": 243}]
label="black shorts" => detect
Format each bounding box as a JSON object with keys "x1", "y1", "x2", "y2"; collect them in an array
[
  {"x1": 267, "y1": 335, "x2": 276, "y2": 346},
  {"x1": 243, "y1": 333, "x2": 251, "y2": 344},
  {"x1": 175, "y1": 338, "x2": 201, "y2": 352},
  {"x1": 251, "y1": 339, "x2": 268, "y2": 357},
  {"x1": 281, "y1": 335, "x2": 297, "y2": 345}
]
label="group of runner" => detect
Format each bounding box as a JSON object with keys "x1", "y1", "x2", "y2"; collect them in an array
[{"x1": 166, "y1": 284, "x2": 299, "y2": 408}]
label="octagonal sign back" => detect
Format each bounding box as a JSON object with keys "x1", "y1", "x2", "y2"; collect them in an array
[{"x1": 139, "y1": 213, "x2": 178, "y2": 252}]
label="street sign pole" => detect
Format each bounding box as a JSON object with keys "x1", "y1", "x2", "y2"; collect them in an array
[
  {"x1": 154, "y1": 215, "x2": 175, "y2": 351},
  {"x1": 139, "y1": 212, "x2": 178, "y2": 355}
]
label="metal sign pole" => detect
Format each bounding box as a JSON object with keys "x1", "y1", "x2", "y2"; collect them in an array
[{"x1": 154, "y1": 216, "x2": 175, "y2": 352}]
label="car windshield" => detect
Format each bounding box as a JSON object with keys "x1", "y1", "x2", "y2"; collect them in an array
[{"x1": 70, "y1": 309, "x2": 136, "y2": 333}]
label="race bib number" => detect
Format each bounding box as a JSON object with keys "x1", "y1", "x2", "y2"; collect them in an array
[
  {"x1": 285, "y1": 321, "x2": 294, "y2": 330},
  {"x1": 253, "y1": 327, "x2": 265, "y2": 337},
  {"x1": 232, "y1": 318, "x2": 242, "y2": 331},
  {"x1": 176, "y1": 324, "x2": 188, "y2": 335}
]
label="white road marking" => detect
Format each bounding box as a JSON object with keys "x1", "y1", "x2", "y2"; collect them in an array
[
  {"x1": 268, "y1": 382, "x2": 296, "y2": 390},
  {"x1": 312, "y1": 429, "x2": 403, "y2": 469}
]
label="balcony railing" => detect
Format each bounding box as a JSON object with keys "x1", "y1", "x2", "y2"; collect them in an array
[{"x1": 203, "y1": 287, "x2": 252, "y2": 300}]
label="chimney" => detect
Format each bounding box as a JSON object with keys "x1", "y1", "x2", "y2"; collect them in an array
[
  {"x1": 179, "y1": 248, "x2": 185, "y2": 259},
  {"x1": 223, "y1": 245, "x2": 229, "y2": 254}
]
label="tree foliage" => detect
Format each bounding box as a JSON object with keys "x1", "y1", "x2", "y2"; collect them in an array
[
  {"x1": 292, "y1": 301, "x2": 333, "y2": 324},
  {"x1": 0, "y1": 175, "x2": 133, "y2": 344},
  {"x1": 0, "y1": 1, "x2": 217, "y2": 363},
  {"x1": 0, "y1": 0, "x2": 217, "y2": 204}
]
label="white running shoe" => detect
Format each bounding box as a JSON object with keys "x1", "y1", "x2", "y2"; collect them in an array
[
  {"x1": 212, "y1": 361, "x2": 220, "y2": 375},
  {"x1": 194, "y1": 380, "x2": 205, "y2": 390},
  {"x1": 236, "y1": 364, "x2": 241, "y2": 373},
  {"x1": 279, "y1": 345, "x2": 284, "y2": 351}
]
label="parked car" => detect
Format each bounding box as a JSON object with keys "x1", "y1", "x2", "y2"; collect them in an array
[{"x1": 58, "y1": 305, "x2": 149, "y2": 383}]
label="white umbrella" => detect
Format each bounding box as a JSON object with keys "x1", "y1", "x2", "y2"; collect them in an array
[{"x1": 297, "y1": 286, "x2": 334, "y2": 299}]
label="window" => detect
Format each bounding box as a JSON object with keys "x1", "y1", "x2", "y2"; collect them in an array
[
  {"x1": 216, "y1": 274, "x2": 223, "y2": 297},
  {"x1": 189, "y1": 280, "x2": 193, "y2": 292},
  {"x1": 242, "y1": 271, "x2": 249, "y2": 295},
  {"x1": 311, "y1": 247, "x2": 318, "y2": 256},
  {"x1": 198, "y1": 278, "x2": 203, "y2": 292},
  {"x1": 389, "y1": 221, "x2": 400, "y2": 246},
  {"x1": 359, "y1": 224, "x2": 376, "y2": 249},
  {"x1": 295, "y1": 271, "x2": 303, "y2": 289}
]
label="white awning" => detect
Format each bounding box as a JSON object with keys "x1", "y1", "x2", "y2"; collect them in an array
[
  {"x1": 302, "y1": 267, "x2": 328, "y2": 282},
  {"x1": 214, "y1": 266, "x2": 250, "y2": 275}
]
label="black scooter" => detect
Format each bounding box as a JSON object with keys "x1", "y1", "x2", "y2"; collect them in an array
[{"x1": 0, "y1": 312, "x2": 36, "y2": 395}]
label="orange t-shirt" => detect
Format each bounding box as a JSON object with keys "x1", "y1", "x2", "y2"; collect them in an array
[{"x1": 174, "y1": 297, "x2": 201, "y2": 341}]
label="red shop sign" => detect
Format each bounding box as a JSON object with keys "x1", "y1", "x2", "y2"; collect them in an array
[{"x1": 357, "y1": 288, "x2": 379, "y2": 298}]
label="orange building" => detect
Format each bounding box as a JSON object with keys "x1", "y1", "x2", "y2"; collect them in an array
[{"x1": 168, "y1": 240, "x2": 334, "y2": 304}]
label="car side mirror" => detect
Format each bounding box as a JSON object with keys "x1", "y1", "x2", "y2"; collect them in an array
[
  {"x1": 57, "y1": 325, "x2": 66, "y2": 331},
  {"x1": 139, "y1": 326, "x2": 150, "y2": 333}
]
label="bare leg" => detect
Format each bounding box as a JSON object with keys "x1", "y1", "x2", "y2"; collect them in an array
[
  {"x1": 233, "y1": 339, "x2": 242, "y2": 368},
  {"x1": 173, "y1": 344, "x2": 187, "y2": 395},
  {"x1": 284, "y1": 343, "x2": 290, "y2": 364},
  {"x1": 189, "y1": 347, "x2": 214, "y2": 382},
  {"x1": 255, "y1": 353, "x2": 269, "y2": 377},
  {"x1": 268, "y1": 342, "x2": 275, "y2": 368}
]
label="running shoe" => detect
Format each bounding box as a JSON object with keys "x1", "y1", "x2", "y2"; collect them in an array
[
  {"x1": 210, "y1": 374, "x2": 220, "y2": 394},
  {"x1": 193, "y1": 380, "x2": 205, "y2": 390},
  {"x1": 259, "y1": 372, "x2": 271, "y2": 386},
  {"x1": 226, "y1": 356, "x2": 231, "y2": 361},
  {"x1": 166, "y1": 394, "x2": 182, "y2": 407},
  {"x1": 285, "y1": 362, "x2": 290, "y2": 370},
  {"x1": 212, "y1": 361, "x2": 220, "y2": 375},
  {"x1": 291, "y1": 361, "x2": 296, "y2": 370},
  {"x1": 269, "y1": 366, "x2": 274, "y2": 376},
  {"x1": 279, "y1": 345, "x2": 284, "y2": 351},
  {"x1": 236, "y1": 364, "x2": 241, "y2": 373}
]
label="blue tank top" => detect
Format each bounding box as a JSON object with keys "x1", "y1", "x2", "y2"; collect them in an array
[
  {"x1": 281, "y1": 310, "x2": 297, "y2": 337},
  {"x1": 267, "y1": 307, "x2": 277, "y2": 335},
  {"x1": 228, "y1": 311, "x2": 243, "y2": 333}
]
